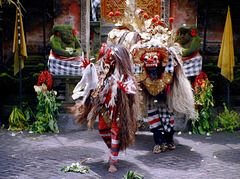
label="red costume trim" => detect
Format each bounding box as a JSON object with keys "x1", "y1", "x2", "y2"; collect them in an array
[
  {"x1": 182, "y1": 51, "x2": 200, "y2": 61},
  {"x1": 50, "y1": 50, "x2": 81, "y2": 61}
]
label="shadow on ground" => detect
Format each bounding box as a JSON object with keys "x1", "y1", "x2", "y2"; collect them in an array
[
  {"x1": 85, "y1": 159, "x2": 150, "y2": 179},
  {"x1": 132, "y1": 133, "x2": 203, "y2": 170}
]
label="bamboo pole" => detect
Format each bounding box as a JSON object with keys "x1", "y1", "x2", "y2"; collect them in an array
[
  {"x1": 17, "y1": 2, "x2": 22, "y2": 110},
  {"x1": 43, "y1": 0, "x2": 47, "y2": 70}
]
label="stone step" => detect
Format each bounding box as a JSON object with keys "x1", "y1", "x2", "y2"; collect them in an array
[
  {"x1": 56, "y1": 105, "x2": 240, "y2": 132},
  {"x1": 57, "y1": 104, "x2": 189, "y2": 132},
  {"x1": 57, "y1": 113, "x2": 87, "y2": 132},
  {"x1": 2, "y1": 103, "x2": 240, "y2": 132}
]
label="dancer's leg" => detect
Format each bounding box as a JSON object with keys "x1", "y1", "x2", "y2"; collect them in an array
[
  {"x1": 108, "y1": 120, "x2": 120, "y2": 172},
  {"x1": 98, "y1": 116, "x2": 111, "y2": 148}
]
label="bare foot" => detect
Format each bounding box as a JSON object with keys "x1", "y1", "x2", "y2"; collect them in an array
[{"x1": 108, "y1": 164, "x2": 117, "y2": 172}]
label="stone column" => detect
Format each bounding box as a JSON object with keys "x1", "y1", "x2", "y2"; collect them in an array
[
  {"x1": 81, "y1": 0, "x2": 86, "y2": 52},
  {"x1": 86, "y1": 0, "x2": 90, "y2": 59},
  {"x1": 81, "y1": 0, "x2": 90, "y2": 59}
]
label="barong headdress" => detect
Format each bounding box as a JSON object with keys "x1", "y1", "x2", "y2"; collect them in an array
[{"x1": 105, "y1": 0, "x2": 197, "y2": 119}]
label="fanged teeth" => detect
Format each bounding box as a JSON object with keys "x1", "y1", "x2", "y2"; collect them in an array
[{"x1": 146, "y1": 64, "x2": 158, "y2": 67}]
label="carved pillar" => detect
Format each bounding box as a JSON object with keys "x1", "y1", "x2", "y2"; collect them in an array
[
  {"x1": 81, "y1": 0, "x2": 90, "y2": 59},
  {"x1": 86, "y1": 0, "x2": 90, "y2": 59},
  {"x1": 81, "y1": 0, "x2": 86, "y2": 52},
  {"x1": 164, "y1": 0, "x2": 170, "y2": 26}
]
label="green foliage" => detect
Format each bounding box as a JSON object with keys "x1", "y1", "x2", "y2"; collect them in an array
[
  {"x1": 61, "y1": 163, "x2": 89, "y2": 173},
  {"x1": 8, "y1": 107, "x2": 29, "y2": 131},
  {"x1": 30, "y1": 85, "x2": 61, "y2": 134},
  {"x1": 192, "y1": 80, "x2": 216, "y2": 134},
  {"x1": 24, "y1": 107, "x2": 35, "y2": 121},
  {"x1": 0, "y1": 72, "x2": 18, "y2": 80},
  {"x1": 123, "y1": 171, "x2": 144, "y2": 179},
  {"x1": 216, "y1": 103, "x2": 240, "y2": 133}
]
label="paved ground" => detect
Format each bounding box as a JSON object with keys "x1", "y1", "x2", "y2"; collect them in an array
[{"x1": 0, "y1": 127, "x2": 240, "y2": 179}]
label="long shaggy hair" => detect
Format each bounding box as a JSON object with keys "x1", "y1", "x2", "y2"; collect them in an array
[
  {"x1": 71, "y1": 44, "x2": 141, "y2": 151},
  {"x1": 168, "y1": 59, "x2": 197, "y2": 119}
]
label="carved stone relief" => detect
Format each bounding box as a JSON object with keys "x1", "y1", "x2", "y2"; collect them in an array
[{"x1": 101, "y1": 0, "x2": 170, "y2": 24}]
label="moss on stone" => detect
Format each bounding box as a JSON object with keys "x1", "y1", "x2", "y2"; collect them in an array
[
  {"x1": 50, "y1": 25, "x2": 82, "y2": 57},
  {"x1": 175, "y1": 25, "x2": 201, "y2": 57}
]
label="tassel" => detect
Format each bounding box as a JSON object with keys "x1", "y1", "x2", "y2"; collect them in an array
[{"x1": 165, "y1": 84, "x2": 171, "y2": 96}]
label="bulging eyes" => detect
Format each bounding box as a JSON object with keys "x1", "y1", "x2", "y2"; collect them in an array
[
  {"x1": 144, "y1": 56, "x2": 149, "y2": 61},
  {"x1": 153, "y1": 55, "x2": 158, "y2": 60}
]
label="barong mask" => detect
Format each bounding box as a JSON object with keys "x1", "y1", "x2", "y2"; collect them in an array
[{"x1": 131, "y1": 45, "x2": 173, "y2": 96}]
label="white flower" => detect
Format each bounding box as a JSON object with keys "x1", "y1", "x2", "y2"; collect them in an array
[
  {"x1": 42, "y1": 83, "x2": 48, "y2": 91},
  {"x1": 53, "y1": 90, "x2": 57, "y2": 95},
  {"x1": 34, "y1": 85, "x2": 42, "y2": 93}
]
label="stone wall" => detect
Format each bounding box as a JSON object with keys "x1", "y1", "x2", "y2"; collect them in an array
[
  {"x1": 53, "y1": 0, "x2": 81, "y2": 36},
  {"x1": 24, "y1": 0, "x2": 54, "y2": 54},
  {"x1": 171, "y1": 0, "x2": 198, "y2": 28}
]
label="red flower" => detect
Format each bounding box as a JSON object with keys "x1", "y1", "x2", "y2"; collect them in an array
[
  {"x1": 56, "y1": 32, "x2": 60, "y2": 37},
  {"x1": 169, "y1": 17, "x2": 174, "y2": 23},
  {"x1": 140, "y1": 9, "x2": 144, "y2": 13},
  {"x1": 37, "y1": 70, "x2": 53, "y2": 90},
  {"x1": 143, "y1": 14, "x2": 148, "y2": 18},
  {"x1": 192, "y1": 71, "x2": 210, "y2": 91},
  {"x1": 152, "y1": 17, "x2": 157, "y2": 23},
  {"x1": 191, "y1": 29, "x2": 196, "y2": 36},
  {"x1": 157, "y1": 20, "x2": 162, "y2": 25},
  {"x1": 176, "y1": 30, "x2": 179, "y2": 35},
  {"x1": 109, "y1": 12, "x2": 114, "y2": 17},
  {"x1": 115, "y1": 11, "x2": 120, "y2": 16},
  {"x1": 73, "y1": 29, "x2": 77, "y2": 35}
]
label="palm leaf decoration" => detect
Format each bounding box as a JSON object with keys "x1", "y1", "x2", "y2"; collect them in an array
[{"x1": 8, "y1": 107, "x2": 29, "y2": 131}]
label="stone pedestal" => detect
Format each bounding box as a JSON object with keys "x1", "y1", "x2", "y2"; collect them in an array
[{"x1": 52, "y1": 76, "x2": 81, "y2": 104}]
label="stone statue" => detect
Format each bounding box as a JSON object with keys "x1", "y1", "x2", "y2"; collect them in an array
[
  {"x1": 48, "y1": 25, "x2": 83, "y2": 76},
  {"x1": 175, "y1": 25, "x2": 202, "y2": 81},
  {"x1": 50, "y1": 25, "x2": 82, "y2": 57}
]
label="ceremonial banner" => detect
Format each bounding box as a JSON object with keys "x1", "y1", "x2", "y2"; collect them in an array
[
  {"x1": 217, "y1": 6, "x2": 234, "y2": 82},
  {"x1": 13, "y1": 7, "x2": 28, "y2": 75}
]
